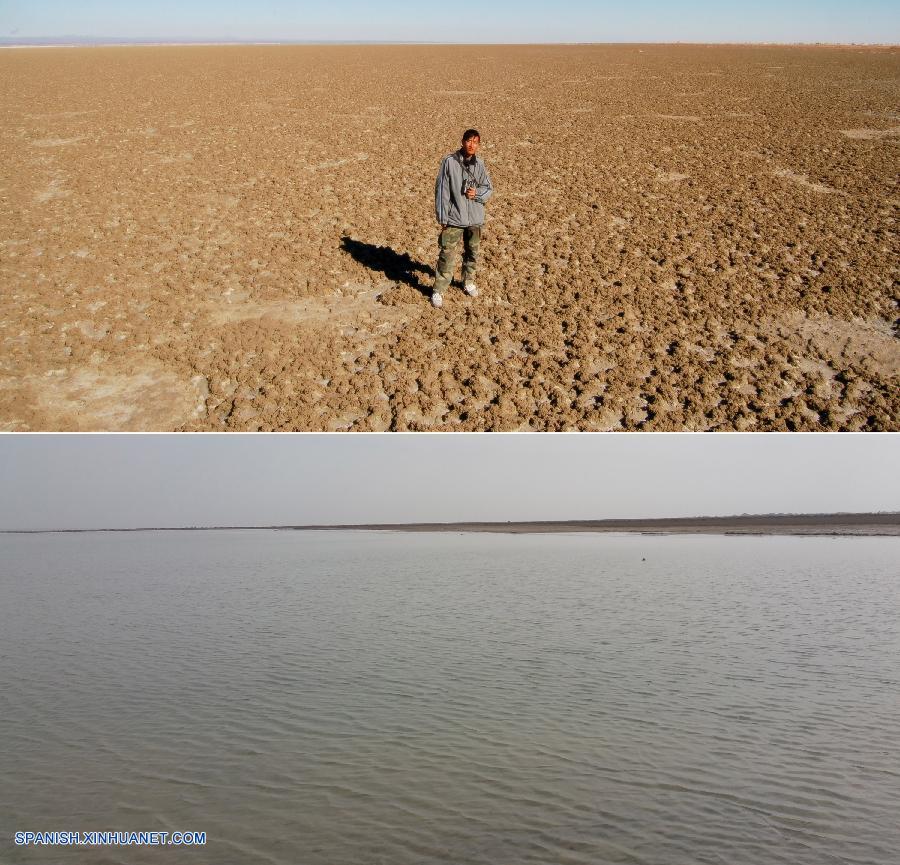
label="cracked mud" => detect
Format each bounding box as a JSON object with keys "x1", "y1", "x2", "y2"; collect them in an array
[{"x1": 1, "y1": 44, "x2": 898, "y2": 430}]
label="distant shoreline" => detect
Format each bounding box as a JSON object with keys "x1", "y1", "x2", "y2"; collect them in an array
[
  {"x1": 1, "y1": 41, "x2": 898, "y2": 49},
  {"x1": 4, "y1": 514, "x2": 899, "y2": 536}
]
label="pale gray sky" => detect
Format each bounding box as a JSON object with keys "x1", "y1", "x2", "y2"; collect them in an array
[{"x1": 0, "y1": 434, "x2": 897, "y2": 530}]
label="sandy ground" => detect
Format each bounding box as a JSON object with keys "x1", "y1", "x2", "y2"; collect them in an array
[{"x1": 1, "y1": 44, "x2": 897, "y2": 430}]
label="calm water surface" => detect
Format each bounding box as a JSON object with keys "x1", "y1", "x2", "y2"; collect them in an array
[{"x1": 1, "y1": 530, "x2": 898, "y2": 865}]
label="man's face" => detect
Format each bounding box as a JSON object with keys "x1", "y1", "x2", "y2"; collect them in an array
[{"x1": 462, "y1": 136, "x2": 480, "y2": 158}]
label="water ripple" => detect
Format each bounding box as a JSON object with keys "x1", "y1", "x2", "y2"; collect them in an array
[{"x1": 2, "y1": 531, "x2": 898, "y2": 865}]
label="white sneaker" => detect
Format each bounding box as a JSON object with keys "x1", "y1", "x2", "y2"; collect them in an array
[
  {"x1": 463, "y1": 281, "x2": 478, "y2": 297},
  {"x1": 431, "y1": 291, "x2": 443, "y2": 308}
]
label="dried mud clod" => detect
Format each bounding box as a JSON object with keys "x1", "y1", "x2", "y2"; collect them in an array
[{"x1": 1, "y1": 44, "x2": 898, "y2": 430}]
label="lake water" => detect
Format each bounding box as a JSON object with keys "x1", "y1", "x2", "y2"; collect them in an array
[{"x1": 1, "y1": 530, "x2": 898, "y2": 865}]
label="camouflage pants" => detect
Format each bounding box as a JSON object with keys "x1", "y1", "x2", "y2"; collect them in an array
[{"x1": 434, "y1": 225, "x2": 481, "y2": 293}]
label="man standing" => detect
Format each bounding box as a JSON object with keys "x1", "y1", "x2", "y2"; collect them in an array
[{"x1": 432, "y1": 129, "x2": 493, "y2": 309}]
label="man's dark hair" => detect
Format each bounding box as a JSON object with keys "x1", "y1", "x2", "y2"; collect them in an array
[{"x1": 462, "y1": 128, "x2": 480, "y2": 142}]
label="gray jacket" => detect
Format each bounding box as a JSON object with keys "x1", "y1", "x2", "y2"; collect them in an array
[{"x1": 435, "y1": 151, "x2": 493, "y2": 228}]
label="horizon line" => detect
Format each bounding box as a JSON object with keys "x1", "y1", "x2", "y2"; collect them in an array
[
  {"x1": 3, "y1": 511, "x2": 898, "y2": 535},
  {"x1": 2, "y1": 38, "x2": 899, "y2": 48}
]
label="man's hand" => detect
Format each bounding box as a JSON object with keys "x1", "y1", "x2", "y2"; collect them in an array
[{"x1": 465, "y1": 188, "x2": 477, "y2": 199}]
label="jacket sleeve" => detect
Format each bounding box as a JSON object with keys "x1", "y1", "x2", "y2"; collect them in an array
[
  {"x1": 435, "y1": 157, "x2": 451, "y2": 224},
  {"x1": 476, "y1": 161, "x2": 493, "y2": 204}
]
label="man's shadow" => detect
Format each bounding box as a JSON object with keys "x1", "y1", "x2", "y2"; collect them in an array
[{"x1": 340, "y1": 236, "x2": 433, "y2": 297}]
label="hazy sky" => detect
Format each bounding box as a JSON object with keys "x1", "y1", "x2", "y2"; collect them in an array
[
  {"x1": 2, "y1": 0, "x2": 898, "y2": 43},
  {"x1": 1, "y1": 434, "x2": 897, "y2": 530}
]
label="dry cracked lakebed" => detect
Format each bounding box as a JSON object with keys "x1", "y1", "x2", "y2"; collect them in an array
[{"x1": 2, "y1": 44, "x2": 898, "y2": 430}]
